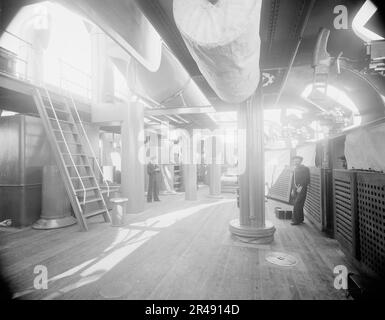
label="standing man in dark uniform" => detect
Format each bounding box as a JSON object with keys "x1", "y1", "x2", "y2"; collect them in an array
[
  {"x1": 290, "y1": 156, "x2": 310, "y2": 225},
  {"x1": 147, "y1": 156, "x2": 161, "y2": 202}
]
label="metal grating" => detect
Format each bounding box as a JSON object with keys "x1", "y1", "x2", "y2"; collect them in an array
[
  {"x1": 332, "y1": 170, "x2": 359, "y2": 258},
  {"x1": 357, "y1": 173, "x2": 385, "y2": 278},
  {"x1": 322, "y1": 169, "x2": 334, "y2": 235},
  {"x1": 304, "y1": 168, "x2": 322, "y2": 227},
  {"x1": 267, "y1": 167, "x2": 293, "y2": 203}
]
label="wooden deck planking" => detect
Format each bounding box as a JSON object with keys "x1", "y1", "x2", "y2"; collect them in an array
[
  {"x1": 47, "y1": 198, "x2": 231, "y2": 300},
  {"x1": 147, "y1": 203, "x2": 231, "y2": 300},
  {"x1": 0, "y1": 189, "x2": 355, "y2": 300}
]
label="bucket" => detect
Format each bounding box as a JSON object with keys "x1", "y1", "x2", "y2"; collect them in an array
[{"x1": 110, "y1": 198, "x2": 128, "y2": 227}]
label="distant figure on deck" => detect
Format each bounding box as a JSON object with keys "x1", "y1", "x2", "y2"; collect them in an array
[
  {"x1": 147, "y1": 156, "x2": 160, "y2": 203},
  {"x1": 290, "y1": 156, "x2": 310, "y2": 225}
]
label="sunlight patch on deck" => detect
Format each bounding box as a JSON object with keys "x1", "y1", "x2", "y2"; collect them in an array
[{"x1": 36, "y1": 199, "x2": 235, "y2": 299}]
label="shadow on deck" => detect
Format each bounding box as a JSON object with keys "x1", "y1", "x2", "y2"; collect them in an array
[{"x1": 0, "y1": 188, "x2": 354, "y2": 300}]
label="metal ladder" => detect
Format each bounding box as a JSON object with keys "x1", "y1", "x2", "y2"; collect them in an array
[{"x1": 33, "y1": 86, "x2": 111, "y2": 231}]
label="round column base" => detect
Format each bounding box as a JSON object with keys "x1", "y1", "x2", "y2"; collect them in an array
[
  {"x1": 206, "y1": 194, "x2": 224, "y2": 199},
  {"x1": 32, "y1": 216, "x2": 77, "y2": 230},
  {"x1": 160, "y1": 191, "x2": 178, "y2": 195},
  {"x1": 229, "y1": 219, "x2": 275, "y2": 244}
]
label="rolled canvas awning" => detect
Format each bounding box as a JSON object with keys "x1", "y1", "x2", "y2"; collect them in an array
[
  {"x1": 128, "y1": 46, "x2": 211, "y2": 107},
  {"x1": 173, "y1": 0, "x2": 262, "y2": 103}
]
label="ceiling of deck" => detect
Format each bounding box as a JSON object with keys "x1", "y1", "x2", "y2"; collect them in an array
[
  {"x1": 2, "y1": 0, "x2": 385, "y2": 125},
  {"x1": 134, "y1": 0, "x2": 385, "y2": 120}
]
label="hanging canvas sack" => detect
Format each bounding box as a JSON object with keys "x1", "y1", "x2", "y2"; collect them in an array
[{"x1": 173, "y1": 0, "x2": 263, "y2": 103}]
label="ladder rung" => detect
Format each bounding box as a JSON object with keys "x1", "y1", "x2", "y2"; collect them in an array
[
  {"x1": 100, "y1": 188, "x2": 117, "y2": 195},
  {"x1": 57, "y1": 141, "x2": 82, "y2": 146},
  {"x1": 71, "y1": 176, "x2": 95, "y2": 180},
  {"x1": 46, "y1": 107, "x2": 69, "y2": 114},
  {"x1": 75, "y1": 187, "x2": 99, "y2": 193},
  {"x1": 54, "y1": 129, "x2": 78, "y2": 135},
  {"x1": 67, "y1": 164, "x2": 90, "y2": 168},
  {"x1": 63, "y1": 153, "x2": 88, "y2": 157},
  {"x1": 49, "y1": 118, "x2": 75, "y2": 125},
  {"x1": 84, "y1": 209, "x2": 108, "y2": 219},
  {"x1": 82, "y1": 197, "x2": 103, "y2": 204}
]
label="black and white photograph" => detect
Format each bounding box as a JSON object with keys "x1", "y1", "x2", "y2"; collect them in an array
[{"x1": 0, "y1": 0, "x2": 385, "y2": 307}]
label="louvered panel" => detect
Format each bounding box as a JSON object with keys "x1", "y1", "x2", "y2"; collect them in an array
[
  {"x1": 304, "y1": 168, "x2": 322, "y2": 229},
  {"x1": 332, "y1": 170, "x2": 359, "y2": 260},
  {"x1": 267, "y1": 167, "x2": 293, "y2": 203},
  {"x1": 357, "y1": 172, "x2": 385, "y2": 278}
]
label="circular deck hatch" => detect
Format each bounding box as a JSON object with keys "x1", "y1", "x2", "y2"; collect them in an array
[{"x1": 265, "y1": 252, "x2": 298, "y2": 267}]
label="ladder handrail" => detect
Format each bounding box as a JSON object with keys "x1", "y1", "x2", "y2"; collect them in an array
[
  {"x1": 42, "y1": 86, "x2": 87, "y2": 205},
  {"x1": 67, "y1": 92, "x2": 111, "y2": 197}
]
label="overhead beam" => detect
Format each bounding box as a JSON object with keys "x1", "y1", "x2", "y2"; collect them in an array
[
  {"x1": 0, "y1": 72, "x2": 34, "y2": 96},
  {"x1": 274, "y1": 0, "x2": 316, "y2": 108},
  {"x1": 0, "y1": 73, "x2": 92, "y2": 120},
  {"x1": 145, "y1": 106, "x2": 215, "y2": 116}
]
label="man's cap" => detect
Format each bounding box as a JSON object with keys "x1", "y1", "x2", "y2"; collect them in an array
[{"x1": 292, "y1": 156, "x2": 304, "y2": 161}]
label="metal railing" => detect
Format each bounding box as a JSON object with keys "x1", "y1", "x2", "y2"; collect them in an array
[
  {"x1": 59, "y1": 58, "x2": 92, "y2": 100},
  {"x1": 0, "y1": 29, "x2": 32, "y2": 81},
  {"x1": 1, "y1": 28, "x2": 92, "y2": 100}
]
